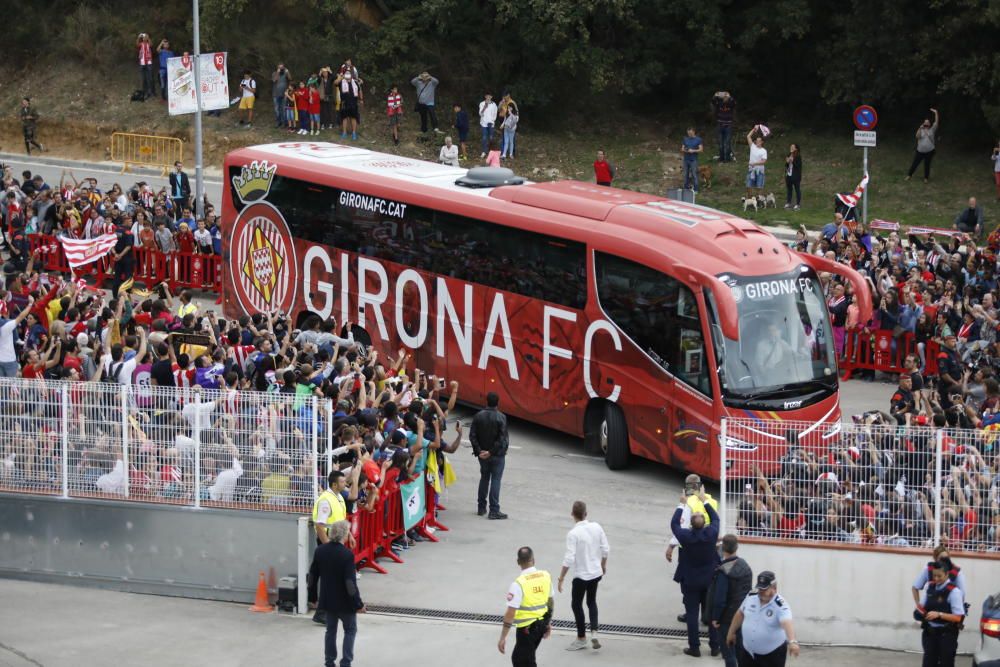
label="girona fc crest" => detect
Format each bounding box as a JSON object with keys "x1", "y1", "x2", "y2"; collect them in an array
[{"x1": 229, "y1": 201, "x2": 298, "y2": 314}]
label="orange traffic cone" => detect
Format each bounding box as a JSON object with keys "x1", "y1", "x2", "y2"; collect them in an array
[{"x1": 249, "y1": 571, "x2": 274, "y2": 613}]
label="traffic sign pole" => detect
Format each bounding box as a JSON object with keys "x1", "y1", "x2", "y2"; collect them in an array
[
  {"x1": 852, "y1": 105, "x2": 878, "y2": 226},
  {"x1": 862, "y1": 147, "x2": 868, "y2": 225},
  {"x1": 192, "y1": 0, "x2": 204, "y2": 220}
]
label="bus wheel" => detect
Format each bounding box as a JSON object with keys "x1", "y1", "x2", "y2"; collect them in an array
[{"x1": 602, "y1": 404, "x2": 630, "y2": 470}]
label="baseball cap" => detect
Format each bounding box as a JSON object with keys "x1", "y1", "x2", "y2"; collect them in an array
[{"x1": 755, "y1": 571, "x2": 776, "y2": 590}]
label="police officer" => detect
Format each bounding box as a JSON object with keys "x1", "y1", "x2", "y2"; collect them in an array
[
  {"x1": 498, "y1": 546, "x2": 553, "y2": 667},
  {"x1": 726, "y1": 571, "x2": 799, "y2": 666},
  {"x1": 915, "y1": 561, "x2": 965, "y2": 667},
  {"x1": 310, "y1": 470, "x2": 349, "y2": 624},
  {"x1": 911, "y1": 546, "x2": 967, "y2": 606}
]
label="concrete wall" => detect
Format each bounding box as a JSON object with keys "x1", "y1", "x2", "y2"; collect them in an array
[
  {"x1": 0, "y1": 493, "x2": 300, "y2": 603},
  {"x1": 739, "y1": 540, "x2": 998, "y2": 652}
]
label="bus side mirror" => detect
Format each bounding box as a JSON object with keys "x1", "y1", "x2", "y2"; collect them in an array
[{"x1": 677, "y1": 263, "x2": 739, "y2": 341}]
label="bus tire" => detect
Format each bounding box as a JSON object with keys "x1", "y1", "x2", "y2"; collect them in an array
[{"x1": 602, "y1": 404, "x2": 630, "y2": 470}]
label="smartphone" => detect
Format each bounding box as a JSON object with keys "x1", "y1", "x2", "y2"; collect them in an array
[{"x1": 437, "y1": 377, "x2": 447, "y2": 390}]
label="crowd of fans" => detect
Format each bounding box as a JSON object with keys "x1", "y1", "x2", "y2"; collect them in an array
[
  {"x1": 731, "y1": 211, "x2": 1000, "y2": 552},
  {"x1": 0, "y1": 171, "x2": 463, "y2": 552},
  {"x1": 1, "y1": 164, "x2": 221, "y2": 264}
]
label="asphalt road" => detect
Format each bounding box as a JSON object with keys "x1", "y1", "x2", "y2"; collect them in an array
[
  {"x1": 0, "y1": 152, "x2": 223, "y2": 209},
  {"x1": 0, "y1": 578, "x2": 919, "y2": 667}
]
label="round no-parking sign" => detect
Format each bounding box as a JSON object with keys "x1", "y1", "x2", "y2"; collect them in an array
[{"x1": 853, "y1": 105, "x2": 878, "y2": 131}]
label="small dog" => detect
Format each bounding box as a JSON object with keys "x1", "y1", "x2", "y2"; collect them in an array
[
  {"x1": 698, "y1": 165, "x2": 712, "y2": 189},
  {"x1": 741, "y1": 196, "x2": 758, "y2": 213},
  {"x1": 764, "y1": 193, "x2": 777, "y2": 208}
]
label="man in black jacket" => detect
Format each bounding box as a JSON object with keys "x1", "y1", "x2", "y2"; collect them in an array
[
  {"x1": 671, "y1": 491, "x2": 721, "y2": 657},
  {"x1": 710, "y1": 534, "x2": 753, "y2": 667},
  {"x1": 168, "y1": 161, "x2": 191, "y2": 220},
  {"x1": 308, "y1": 521, "x2": 365, "y2": 667},
  {"x1": 470, "y1": 391, "x2": 509, "y2": 520}
]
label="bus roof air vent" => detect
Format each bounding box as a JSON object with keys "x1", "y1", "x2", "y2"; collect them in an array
[{"x1": 455, "y1": 167, "x2": 525, "y2": 189}]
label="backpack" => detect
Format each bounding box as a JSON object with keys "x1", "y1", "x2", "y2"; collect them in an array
[
  {"x1": 244, "y1": 351, "x2": 266, "y2": 382},
  {"x1": 103, "y1": 361, "x2": 125, "y2": 384}
]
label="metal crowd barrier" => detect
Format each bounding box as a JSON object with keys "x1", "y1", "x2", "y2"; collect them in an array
[
  {"x1": 720, "y1": 417, "x2": 999, "y2": 555},
  {"x1": 27, "y1": 233, "x2": 222, "y2": 294},
  {"x1": 0, "y1": 378, "x2": 451, "y2": 574},
  {"x1": 110, "y1": 132, "x2": 184, "y2": 176}
]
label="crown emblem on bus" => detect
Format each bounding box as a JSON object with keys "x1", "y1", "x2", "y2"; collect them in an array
[
  {"x1": 232, "y1": 160, "x2": 277, "y2": 203},
  {"x1": 242, "y1": 226, "x2": 283, "y2": 304}
]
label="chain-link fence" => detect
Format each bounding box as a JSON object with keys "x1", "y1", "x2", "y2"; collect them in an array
[
  {"x1": 721, "y1": 417, "x2": 1000, "y2": 553},
  {"x1": 0, "y1": 377, "x2": 322, "y2": 512}
]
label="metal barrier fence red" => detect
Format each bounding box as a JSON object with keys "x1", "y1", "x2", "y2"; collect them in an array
[
  {"x1": 840, "y1": 330, "x2": 940, "y2": 379},
  {"x1": 27, "y1": 234, "x2": 222, "y2": 294}
]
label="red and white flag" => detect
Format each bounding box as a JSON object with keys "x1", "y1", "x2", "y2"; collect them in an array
[
  {"x1": 869, "y1": 219, "x2": 899, "y2": 232},
  {"x1": 57, "y1": 233, "x2": 118, "y2": 269}
]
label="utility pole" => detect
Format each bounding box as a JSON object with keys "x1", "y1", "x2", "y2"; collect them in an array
[{"x1": 192, "y1": 0, "x2": 205, "y2": 219}]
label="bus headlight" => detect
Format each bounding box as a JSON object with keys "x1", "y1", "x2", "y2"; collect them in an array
[{"x1": 723, "y1": 436, "x2": 758, "y2": 452}]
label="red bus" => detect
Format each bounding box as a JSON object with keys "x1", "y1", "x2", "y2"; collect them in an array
[{"x1": 220, "y1": 142, "x2": 871, "y2": 479}]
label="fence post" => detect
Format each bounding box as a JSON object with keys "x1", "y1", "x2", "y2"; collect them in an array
[
  {"x1": 719, "y1": 419, "x2": 728, "y2": 537},
  {"x1": 311, "y1": 396, "x2": 319, "y2": 502},
  {"x1": 933, "y1": 428, "x2": 943, "y2": 547},
  {"x1": 61, "y1": 383, "x2": 69, "y2": 499},
  {"x1": 297, "y1": 516, "x2": 311, "y2": 615},
  {"x1": 326, "y1": 399, "x2": 333, "y2": 487},
  {"x1": 121, "y1": 385, "x2": 130, "y2": 499},
  {"x1": 194, "y1": 391, "x2": 202, "y2": 509}
]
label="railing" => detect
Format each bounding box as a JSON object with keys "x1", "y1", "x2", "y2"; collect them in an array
[
  {"x1": 27, "y1": 234, "x2": 222, "y2": 294},
  {"x1": 720, "y1": 417, "x2": 999, "y2": 554},
  {"x1": 110, "y1": 132, "x2": 184, "y2": 177},
  {"x1": 0, "y1": 378, "x2": 321, "y2": 512},
  {"x1": 840, "y1": 329, "x2": 940, "y2": 380}
]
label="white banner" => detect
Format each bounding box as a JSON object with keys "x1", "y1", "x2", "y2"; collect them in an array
[{"x1": 167, "y1": 52, "x2": 229, "y2": 116}]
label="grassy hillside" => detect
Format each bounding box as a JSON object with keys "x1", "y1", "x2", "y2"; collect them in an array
[{"x1": 1, "y1": 63, "x2": 995, "y2": 232}]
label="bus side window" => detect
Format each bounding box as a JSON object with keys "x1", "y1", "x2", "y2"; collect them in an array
[{"x1": 594, "y1": 252, "x2": 712, "y2": 398}]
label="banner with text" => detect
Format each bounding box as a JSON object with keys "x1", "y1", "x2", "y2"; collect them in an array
[{"x1": 167, "y1": 52, "x2": 229, "y2": 116}]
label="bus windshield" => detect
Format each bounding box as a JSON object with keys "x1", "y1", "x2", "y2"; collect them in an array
[{"x1": 715, "y1": 266, "x2": 837, "y2": 400}]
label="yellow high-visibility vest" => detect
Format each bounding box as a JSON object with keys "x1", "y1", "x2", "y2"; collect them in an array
[
  {"x1": 513, "y1": 570, "x2": 552, "y2": 628},
  {"x1": 312, "y1": 489, "x2": 346, "y2": 526},
  {"x1": 686, "y1": 493, "x2": 718, "y2": 524}
]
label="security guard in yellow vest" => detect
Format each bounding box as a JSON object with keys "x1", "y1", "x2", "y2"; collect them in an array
[
  {"x1": 313, "y1": 471, "x2": 348, "y2": 541},
  {"x1": 310, "y1": 471, "x2": 348, "y2": 624},
  {"x1": 498, "y1": 546, "x2": 554, "y2": 667}
]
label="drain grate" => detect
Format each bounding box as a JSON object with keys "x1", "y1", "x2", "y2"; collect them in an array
[{"x1": 366, "y1": 605, "x2": 707, "y2": 639}]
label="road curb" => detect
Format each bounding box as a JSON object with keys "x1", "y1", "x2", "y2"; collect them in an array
[{"x1": 0, "y1": 152, "x2": 223, "y2": 182}]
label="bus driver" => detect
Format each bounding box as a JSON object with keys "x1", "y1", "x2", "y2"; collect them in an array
[{"x1": 754, "y1": 323, "x2": 796, "y2": 385}]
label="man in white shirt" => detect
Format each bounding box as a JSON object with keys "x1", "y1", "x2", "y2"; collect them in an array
[
  {"x1": 0, "y1": 296, "x2": 35, "y2": 376},
  {"x1": 478, "y1": 93, "x2": 497, "y2": 159},
  {"x1": 745, "y1": 125, "x2": 768, "y2": 200},
  {"x1": 103, "y1": 328, "x2": 147, "y2": 386},
  {"x1": 558, "y1": 501, "x2": 610, "y2": 652},
  {"x1": 207, "y1": 443, "x2": 244, "y2": 502}
]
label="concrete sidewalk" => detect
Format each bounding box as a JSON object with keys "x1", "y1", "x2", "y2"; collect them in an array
[{"x1": 0, "y1": 579, "x2": 917, "y2": 667}]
